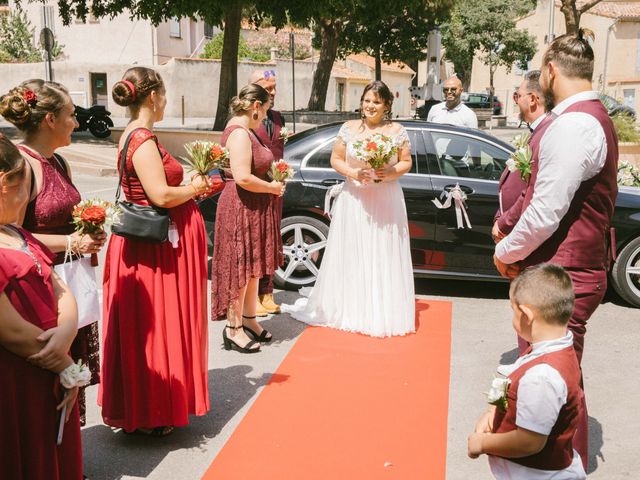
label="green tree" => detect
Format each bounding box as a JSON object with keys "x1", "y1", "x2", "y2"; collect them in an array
[
  {"x1": 200, "y1": 31, "x2": 269, "y2": 62},
  {"x1": 49, "y1": 0, "x2": 282, "y2": 130},
  {"x1": 0, "y1": 8, "x2": 43, "y2": 63},
  {"x1": 441, "y1": 0, "x2": 536, "y2": 96},
  {"x1": 338, "y1": 0, "x2": 453, "y2": 81}
]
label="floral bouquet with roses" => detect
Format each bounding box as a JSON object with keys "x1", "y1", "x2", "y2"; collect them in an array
[
  {"x1": 183, "y1": 141, "x2": 230, "y2": 176},
  {"x1": 268, "y1": 159, "x2": 295, "y2": 182},
  {"x1": 72, "y1": 199, "x2": 120, "y2": 266},
  {"x1": 351, "y1": 133, "x2": 399, "y2": 183}
]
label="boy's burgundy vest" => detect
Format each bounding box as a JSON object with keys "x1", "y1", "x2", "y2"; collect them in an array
[
  {"x1": 492, "y1": 346, "x2": 583, "y2": 470},
  {"x1": 254, "y1": 109, "x2": 285, "y2": 160},
  {"x1": 521, "y1": 99, "x2": 618, "y2": 269}
]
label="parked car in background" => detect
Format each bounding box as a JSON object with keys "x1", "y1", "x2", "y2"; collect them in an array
[
  {"x1": 599, "y1": 93, "x2": 636, "y2": 119},
  {"x1": 462, "y1": 93, "x2": 502, "y2": 115},
  {"x1": 198, "y1": 121, "x2": 640, "y2": 308}
]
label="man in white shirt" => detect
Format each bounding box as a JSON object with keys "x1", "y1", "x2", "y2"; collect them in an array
[
  {"x1": 493, "y1": 28, "x2": 619, "y2": 471},
  {"x1": 427, "y1": 76, "x2": 478, "y2": 128}
]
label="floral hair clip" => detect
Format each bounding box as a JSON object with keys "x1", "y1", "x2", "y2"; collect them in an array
[{"x1": 22, "y1": 89, "x2": 38, "y2": 107}]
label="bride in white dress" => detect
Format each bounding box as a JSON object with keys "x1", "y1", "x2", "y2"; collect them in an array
[{"x1": 282, "y1": 81, "x2": 415, "y2": 337}]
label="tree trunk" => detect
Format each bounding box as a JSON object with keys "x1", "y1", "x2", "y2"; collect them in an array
[
  {"x1": 307, "y1": 19, "x2": 341, "y2": 112},
  {"x1": 560, "y1": 0, "x2": 580, "y2": 35},
  {"x1": 375, "y1": 47, "x2": 382, "y2": 81},
  {"x1": 213, "y1": 2, "x2": 242, "y2": 131},
  {"x1": 459, "y1": 66, "x2": 472, "y2": 91}
]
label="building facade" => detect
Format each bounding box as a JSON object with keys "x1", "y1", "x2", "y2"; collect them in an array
[{"x1": 469, "y1": 0, "x2": 640, "y2": 123}]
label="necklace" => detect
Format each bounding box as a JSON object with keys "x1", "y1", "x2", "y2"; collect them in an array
[{"x1": 0, "y1": 225, "x2": 42, "y2": 275}]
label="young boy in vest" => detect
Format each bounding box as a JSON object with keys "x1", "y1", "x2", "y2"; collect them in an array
[{"x1": 468, "y1": 263, "x2": 586, "y2": 479}]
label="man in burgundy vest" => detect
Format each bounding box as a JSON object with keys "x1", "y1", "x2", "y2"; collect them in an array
[
  {"x1": 493, "y1": 70, "x2": 552, "y2": 354},
  {"x1": 250, "y1": 68, "x2": 286, "y2": 315},
  {"x1": 494, "y1": 30, "x2": 619, "y2": 470}
]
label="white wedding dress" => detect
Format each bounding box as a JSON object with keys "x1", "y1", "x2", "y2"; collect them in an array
[{"x1": 282, "y1": 123, "x2": 415, "y2": 337}]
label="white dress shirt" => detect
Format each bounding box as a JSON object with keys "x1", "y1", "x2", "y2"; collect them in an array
[
  {"x1": 488, "y1": 332, "x2": 587, "y2": 480},
  {"x1": 495, "y1": 91, "x2": 608, "y2": 264},
  {"x1": 427, "y1": 101, "x2": 478, "y2": 128}
]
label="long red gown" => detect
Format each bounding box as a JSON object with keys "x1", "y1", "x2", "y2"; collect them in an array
[
  {"x1": 0, "y1": 227, "x2": 82, "y2": 480},
  {"x1": 99, "y1": 128, "x2": 209, "y2": 430}
]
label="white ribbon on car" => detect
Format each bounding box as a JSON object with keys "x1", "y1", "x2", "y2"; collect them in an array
[
  {"x1": 323, "y1": 182, "x2": 344, "y2": 219},
  {"x1": 431, "y1": 183, "x2": 472, "y2": 229}
]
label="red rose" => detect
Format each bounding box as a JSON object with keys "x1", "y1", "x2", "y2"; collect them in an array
[
  {"x1": 23, "y1": 89, "x2": 37, "y2": 106},
  {"x1": 211, "y1": 145, "x2": 224, "y2": 158},
  {"x1": 275, "y1": 161, "x2": 289, "y2": 173},
  {"x1": 366, "y1": 141, "x2": 378, "y2": 152},
  {"x1": 80, "y1": 206, "x2": 106, "y2": 225}
]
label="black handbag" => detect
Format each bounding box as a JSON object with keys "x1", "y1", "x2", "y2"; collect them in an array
[{"x1": 111, "y1": 128, "x2": 170, "y2": 243}]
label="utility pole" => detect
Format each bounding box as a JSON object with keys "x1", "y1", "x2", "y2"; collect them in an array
[
  {"x1": 547, "y1": 0, "x2": 556, "y2": 44},
  {"x1": 289, "y1": 31, "x2": 297, "y2": 133}
]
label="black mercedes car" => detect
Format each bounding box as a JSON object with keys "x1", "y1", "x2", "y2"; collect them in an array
[{"x1": 198, "y1": 121, "x2": 640, "y2": 308}]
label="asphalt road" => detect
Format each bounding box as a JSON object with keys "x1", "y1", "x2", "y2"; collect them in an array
[{"x1": 68, "y1": 168, "x2": 640, "y2": 480}]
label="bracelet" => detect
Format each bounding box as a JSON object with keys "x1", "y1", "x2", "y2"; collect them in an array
[
  {"x1": 189, "y1": 184, "x2": 199, "y2": 197},
  {"x1": 59, "y1": 360, "x2": 91, "y2": 389}
]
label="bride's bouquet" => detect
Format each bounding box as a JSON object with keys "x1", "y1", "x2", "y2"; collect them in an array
[
  {"x1": 351, "y1": 133, "x2": 398, "y2": 183},
  {"x1": 182, "y1": 141, "x2": 230, "y2": 175}
]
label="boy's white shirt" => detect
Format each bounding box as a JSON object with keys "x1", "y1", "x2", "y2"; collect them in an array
[{"x1": 488, "y1": 331, "x2": 587, "y2": 480}]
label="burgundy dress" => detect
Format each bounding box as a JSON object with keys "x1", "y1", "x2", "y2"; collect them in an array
[
  {"x1": 19, "y1": 145, "x2": 100, "y2": 424},
  {"x1": 99, "y1": 128, "x2": 209, "y2": 430},
  {"x1": 211, "y1": 125, "x2": 283, "y2": 319},
  {"x1": 0, "y1": 227, "x2": 82, "y2": 480}
]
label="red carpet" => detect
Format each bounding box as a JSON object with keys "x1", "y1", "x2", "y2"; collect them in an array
[{"x1": 203, "y1": 300, "x2": 452, "y2": 479}]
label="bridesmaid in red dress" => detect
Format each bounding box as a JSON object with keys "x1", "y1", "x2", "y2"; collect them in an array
[
  {"x1": 0, "y1": 79, "x2": 105, "y2": 425},
  {"x1": 211, "y1": 84, "x2": 285, "y2": 352},
  {"x1": 0, "y1": 135, "x2": 83, "y2": 479},
  {"x1": 100, "y1": 67, "x2": 211, "y2": 435}
]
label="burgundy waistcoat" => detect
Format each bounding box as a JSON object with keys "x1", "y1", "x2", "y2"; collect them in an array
[
  {"x1": 492, "y1": 346, "x2": 583, "y2": 470},
  {"x1": 521, "y1": 99, "x2": 618, "y2": 269},
  {"x1": 254, "y1": 109, "x2": 285, "y2": 160},
  {"x1": 495, "y1": 114, "x2": 555, "y2": 233}
]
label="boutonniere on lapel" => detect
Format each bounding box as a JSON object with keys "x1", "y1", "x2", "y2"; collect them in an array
[
  {"x1": 279, "y1": 126, "x2": 291, "y2": 144},
  {"x1": 486, "y1": 376, "x2": 511, "y2": 412},
  {"x1": 506, "y1": 132, "x2": 532, "y2": 182}
]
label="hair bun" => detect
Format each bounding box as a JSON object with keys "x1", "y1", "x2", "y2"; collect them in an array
[
  {"x1": 0, "y1": 88, "x2": 32, "y2": 127},
  {"x1": 112, "y1": 81, "x2": 135, "y2": 107}
]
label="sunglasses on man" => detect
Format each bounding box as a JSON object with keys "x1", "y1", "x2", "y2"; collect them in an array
[
  {"x1": 442, "y1": 87, "x2": 459, "y2": 94},
  {"x1": 263, "y1": 70, "x2": 276, "y2": 79},
  {"x1": 513, "y1": 92, "x2": 536, "y2": 102}
]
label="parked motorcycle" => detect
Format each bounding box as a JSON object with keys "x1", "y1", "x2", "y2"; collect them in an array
[{"x1": 74, "y1": 105, "x2": 114, "y2": 139}]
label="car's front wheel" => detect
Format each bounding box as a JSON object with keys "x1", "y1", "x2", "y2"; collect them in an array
[
  {"x1": 611, "y1": 236, "x2": 640, "y2": 308},
  {"x1": 274, "y1": 215, "x2": 329, "y2": 290}
]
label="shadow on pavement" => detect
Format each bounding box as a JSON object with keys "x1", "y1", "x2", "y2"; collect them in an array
[
  {"x1": 587, "y1": 416, "x2": 604, "y2": 474},
  {"x1": 82, "y1": 365, "x2": 288, "y2": 480},
  {"x1": 499, "y1": 347, "x2": 519, "y2": 365}
]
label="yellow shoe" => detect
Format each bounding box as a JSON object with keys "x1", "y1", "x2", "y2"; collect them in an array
[
  {"x1": 259, "y1": 293, "x2": 281, "y2": 314},
  {"x1": 255, "y1": 299, "x2": 269, "y2": 317}
]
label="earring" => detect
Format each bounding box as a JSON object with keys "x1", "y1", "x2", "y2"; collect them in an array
[
  {"x1": 153, "y1": 104, "x2": 156, "y2": 113},
  {"x1": 384, "y1": 110, "x2": 391, "y2": 121},
  {"x1": 252, "y1": 111, "x2": 258, "y2": 120}
]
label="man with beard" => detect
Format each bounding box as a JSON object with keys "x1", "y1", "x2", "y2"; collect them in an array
[
  {"x1": 493, "y1": 70, "x2": 551, "y2": 353},
  {"x1": 427, "y1": 75, "x2": 478, "y2": 128},
  {"x1": 493, "y1": 29, "x2": 619, "y2": 470},
  {"x1": 249, "y1": 69, "x2": 286, "y2": 316}
]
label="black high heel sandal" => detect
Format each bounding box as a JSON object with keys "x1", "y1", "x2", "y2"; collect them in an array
[
  {"x1": 223, "y1": 325, "x2": 260, "y2": 353},
  {"x1": 242, "y1": 315, "x2": 273, "y2": 343}
]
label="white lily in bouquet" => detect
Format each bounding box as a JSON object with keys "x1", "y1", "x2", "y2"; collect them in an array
[
  {"x1": 351, "y1": 133, "x2": 399, "y2": 183},
  {"x1": 182, "y1": 141, "x2": 229, "y2": 176},
  {"x1": 506, "y1": 132, "x2": 532, "y2": 181}
]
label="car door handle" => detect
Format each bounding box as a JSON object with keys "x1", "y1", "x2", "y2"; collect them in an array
[
  {"x1": 444, "y1": 184, "x2": 474, "y2": 194},
  {"x1": 321, "y1": 179, "x2": 343, "y2": 186}
]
